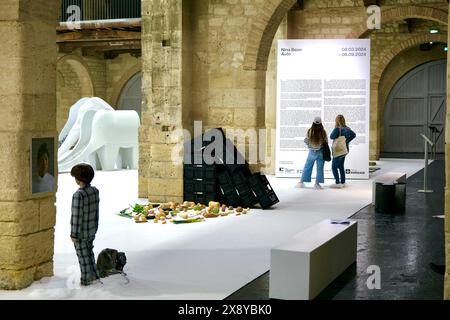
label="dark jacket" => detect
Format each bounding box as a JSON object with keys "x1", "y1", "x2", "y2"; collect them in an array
[
  {"x1": 330, "y1": 126, "x2": 356, "y2": 151},
  {"x1": 71, "y1": 185, "x2": 100, "y2": 240}
]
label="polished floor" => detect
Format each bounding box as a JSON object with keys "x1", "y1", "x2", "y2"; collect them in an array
[{"x1": 226, "y1": 159, "x2": 446, "y2": 300}]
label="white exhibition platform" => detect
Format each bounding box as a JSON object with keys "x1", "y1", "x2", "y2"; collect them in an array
[{"x1": 0, "y1": 159, "x2": 425, "y2": 300}]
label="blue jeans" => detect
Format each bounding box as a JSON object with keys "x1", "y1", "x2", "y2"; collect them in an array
[
  {"x1": 332, "y1": 155, "x2": 346, "y2": 184},
  {"x1": 301, "y1": 149, "x2": 324, "y2": 184}
]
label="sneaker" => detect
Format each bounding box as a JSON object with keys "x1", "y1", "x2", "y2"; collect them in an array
[
  {"x1": 314, "y1": 183, "x2": 323, "y2": 190},
  {"x1": 295, "y1": 182, "x2": 305, "y2": 188},
  {"x1": 330, "y1": 184, "x2": 342, "y2": 189},
  {"x1": 340, "y1": 183, "x2": 347, "y2": 188}
]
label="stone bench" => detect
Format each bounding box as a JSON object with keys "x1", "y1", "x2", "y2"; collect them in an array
[
  {"x1": 269, "y1": 219, "x2": 357, "y2": 300},
  {"x1": 371, "y1": 172, "x2": 407, "y2": 205}
]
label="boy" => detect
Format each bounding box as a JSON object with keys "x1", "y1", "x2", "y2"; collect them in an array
[{"x1": 70, "y1": 163, "x2": 101, "y2": 286}]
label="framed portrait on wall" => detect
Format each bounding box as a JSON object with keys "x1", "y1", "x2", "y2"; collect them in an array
[{"x1": 31, "y1": 137, "x2": 56, "y2": 195}]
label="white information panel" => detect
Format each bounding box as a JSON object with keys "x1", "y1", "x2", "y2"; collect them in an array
[{"x1": 275, "y1": 39, "x2": 370, "y2": 179}]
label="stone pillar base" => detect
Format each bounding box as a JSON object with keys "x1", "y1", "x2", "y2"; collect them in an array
[{"x1": 0, "y1": 261, "x2": 53, "y2": 290}]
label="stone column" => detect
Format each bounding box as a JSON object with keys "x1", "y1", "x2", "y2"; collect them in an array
[
  {"x1": 140, "y1": 0, "x2": 184, "y2": 203},
  {"x1": 370, "y1": 81, "x2": 380, "y2": 161},
  {"x1": 0, "y1": 0, "x2": 59, "y2": 289},
  {"x1": 444, "y1": 3, "x2": 450, "y2": 300}
]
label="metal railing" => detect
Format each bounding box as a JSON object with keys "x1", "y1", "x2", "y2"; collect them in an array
[{"x1": 60, "y1": 0, "x2": 141, "y2": 22}]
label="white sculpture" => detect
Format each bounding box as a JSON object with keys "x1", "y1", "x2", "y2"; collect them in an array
[
  {"x1": 58, "y1": 98, "x2": 140, "y2": 172},
  {"x1": 58, "y1": 97, "x2": 114, "y2": 157},
  {"x1": 59, "y1": 97, "x2": 90, "y2": 145}
]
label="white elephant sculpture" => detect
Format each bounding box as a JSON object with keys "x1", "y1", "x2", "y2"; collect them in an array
[
  {"x1": 58, "y1": 99, "x2": 140, "y2": 172},
  {"x1": 58, "y1": 97, "x2": 114, "y2": 158}
]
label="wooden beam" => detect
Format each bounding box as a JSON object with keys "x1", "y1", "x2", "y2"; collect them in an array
[
  {"x1": 57, "y1": 18, "x2": 141, "y2": 32},
  {"x1": 58, "y1": 40, "x2": 141, "y2": 52},
  {"x1": 57, "y1": 29, "x2": 141, "y2": 43}
]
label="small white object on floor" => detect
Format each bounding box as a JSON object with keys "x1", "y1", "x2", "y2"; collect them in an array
[
  {"x1": 432, "y1": 215, "x2": 445, "y2": 219},
  {"x1": 330, "y1": 218, "x2": 351, "y2": 225}
]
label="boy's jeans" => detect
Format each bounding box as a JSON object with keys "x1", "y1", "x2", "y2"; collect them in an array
[{"x1": 301, "y1": 149, "x2": 324, "y2": 183}]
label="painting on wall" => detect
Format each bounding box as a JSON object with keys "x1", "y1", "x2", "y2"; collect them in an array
[{"x1": 31, "y1": 137, "x2": 56, "y2": 195}]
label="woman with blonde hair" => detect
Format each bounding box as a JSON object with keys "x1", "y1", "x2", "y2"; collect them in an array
[
  {"x1": 329, "y1": 114, "x2": 356, "y2": 188},
  {"x1": 296, "y1": 116, "x2": 328, "y2": 189}
]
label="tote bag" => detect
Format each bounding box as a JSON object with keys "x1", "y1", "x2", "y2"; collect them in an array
[{"x1": 332, "y1": 128, "x2": 348, "y2": 157}]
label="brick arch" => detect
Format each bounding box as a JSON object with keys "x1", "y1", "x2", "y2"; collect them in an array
[
  {"x1": 57, "y1": 55, "x2": 94, "y2": 96},
  {"x1": 243, "y1": 0, "x2": 296, "y2": 71},
  {"x1": 374, "y1": 33, "x2": 447, "y2": 83},
  {"x1": 347, "y1": 5, "x2": 448, "y2": 39}
]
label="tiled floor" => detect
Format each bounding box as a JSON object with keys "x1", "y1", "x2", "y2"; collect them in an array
[{"x1": 226, "y1": 158, "x2": 445, "y2": 300}]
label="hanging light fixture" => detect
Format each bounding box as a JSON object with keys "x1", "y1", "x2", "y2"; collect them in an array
[{"x1": 429, "y1": 27, "x2": 439, "y2": 34}]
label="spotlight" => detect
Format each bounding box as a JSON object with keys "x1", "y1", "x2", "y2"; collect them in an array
[
  {"x1": 444, "y1": 46, "x2": 448, "y2": 52},
  {"x1": 429, "y1": 27, "x2": 439, "y2": 34}
]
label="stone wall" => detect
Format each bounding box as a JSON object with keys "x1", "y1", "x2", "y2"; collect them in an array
[
  {"x1": 140, "y1": 0, "x2": 184, "y2": 203},
  {"x1": 0, "y1": 0, "x2": 59, "y2": 290}
]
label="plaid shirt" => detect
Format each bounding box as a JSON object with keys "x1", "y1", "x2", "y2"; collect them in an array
[{"x1": 71, "y1": 185, "x2": 100, "y2": 240}]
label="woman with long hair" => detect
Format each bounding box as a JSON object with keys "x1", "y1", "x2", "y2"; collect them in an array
[
  {"x1": 330, "y1": 114, "x2": 356, "y2": 188},
  {"x1": 296, "y1": 116, "x2": 328, "y2": 189}
]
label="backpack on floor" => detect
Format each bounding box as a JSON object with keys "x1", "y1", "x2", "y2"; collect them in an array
[{"x1": 96, "y1": 248, "x2": 127, "y2": 278}]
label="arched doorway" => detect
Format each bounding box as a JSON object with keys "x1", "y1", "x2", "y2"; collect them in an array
[
  {"x1": 117, "y1": 71, "x2": 142, "y2": 117},
  {"x1": 383, "y1": 59, "x2": 446, "y2": 154}
]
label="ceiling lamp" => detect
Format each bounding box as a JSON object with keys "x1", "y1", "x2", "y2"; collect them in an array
[{"x1": 429, "y1": 27, "x2": 439, "y2": 34}]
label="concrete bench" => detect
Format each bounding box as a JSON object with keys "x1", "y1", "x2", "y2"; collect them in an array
[
  {"x1": 269, "y1": 219, "x2": 357, "y2": 300},
  {"x1": 371, "y1": 172, "x2": 407, "y2": 205}
]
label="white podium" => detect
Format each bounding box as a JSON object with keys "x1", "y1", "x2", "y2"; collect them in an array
[{"x1": 269, "y1": 219, "x2": 357, "y2": 300}]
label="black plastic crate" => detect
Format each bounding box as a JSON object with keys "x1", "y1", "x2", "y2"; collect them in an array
[
  {"x1": 257, "y1": 191, "x2": 279, "y2": 209},
  {"x1": 220, "y1": 192, "x2": 242, "y2": 207},
  {"x1": 248, "y1": 173, "x2": 275, "y2": 197},
  {"x1": 219, "y1": 183, "x2": 236, "y2": 194},
  {"x1": 235, "y1": 182, "x2": 254, "y2": 197},
  {"x1": 184, "y1": 180, "x2": 217, "y2": 194},
  {"x1": 184, "y1": 164, "x2": 217, "y2": 181},
  {"x1": 214, "y1": 138, "x2": 248, "y2": 172},
  {"x1": 217, "y1": 169, "x2": 234, "y2": 185},
  {"x1": 231, "y1": 167, "x2": 252, "y2": 186},
  {"x1": 184, "y1": 165, "x2": 203, "y2": 180},
  {"x1": 184, "y1": 191, "x2": 219, "y2": 205},
  {"x1": 184, "y1": 180, "x2": 203, "y2": 193},
  {"x1": 238, "y1": 190, "x2": 259, "y2": 208}
]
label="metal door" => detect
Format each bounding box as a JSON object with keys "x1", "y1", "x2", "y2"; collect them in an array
[
  {"x1": 384, "y1": 59, "x2": 446, "y2": 153},
  {"x1": 117, "y1": 71, "x2": 142, "y2": 118}
]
